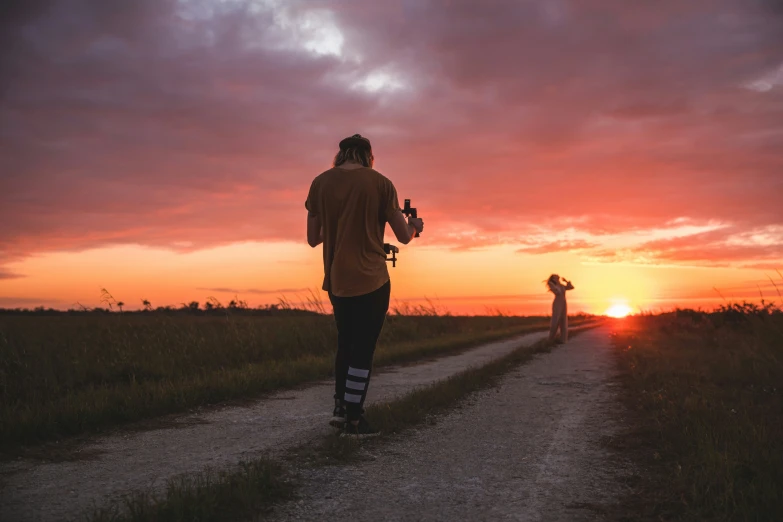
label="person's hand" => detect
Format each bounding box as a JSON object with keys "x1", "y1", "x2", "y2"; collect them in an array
[{"x1": 408, "y1": 217, "x2": 424, "y2": 234}]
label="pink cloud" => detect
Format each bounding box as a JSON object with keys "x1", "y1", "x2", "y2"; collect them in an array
[
  {"x1": 516, "y1": 240, "x2": 599, "y2": 255},
  {"x1": 1, "y1": 0, "x2": 782, "y2": 271},
  {"x1": 581, "y1": 226, "x2": 783, "y2": 268}
]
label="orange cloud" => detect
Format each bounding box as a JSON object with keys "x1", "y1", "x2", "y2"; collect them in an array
[{"x1": 196, "y1": 287, "x2": 310, "y2": 295}]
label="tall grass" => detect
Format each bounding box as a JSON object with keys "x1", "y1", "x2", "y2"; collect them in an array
[
  {"x1": 0, "y1": 312, "x2": 581, "y2": 448},
  {"x1": 611, "y1": 304, "x2": 782, "y2": 521}
]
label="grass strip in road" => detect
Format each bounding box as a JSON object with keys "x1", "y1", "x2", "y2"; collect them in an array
[
  {"x1": 609, "y1": 307, "x2": 782, "y2": 521},
  {"x1": 86, "y1": 323, "x2": 599, "y2": 522},
  {"x1": 88, "y1": 459, "x2": 293, "y2": 522}
]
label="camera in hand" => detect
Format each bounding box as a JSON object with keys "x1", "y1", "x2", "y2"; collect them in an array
[
  {"x1": 402, "y1": 199, "x2": 419, "y2": 237},
  {"x1": 385, "y1": 198, "x2": 420, "y2": 267}
]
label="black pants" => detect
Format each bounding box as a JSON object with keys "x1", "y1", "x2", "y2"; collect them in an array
[{"x1": 329, "y1": 280, "x2": 391, "y2": 421}]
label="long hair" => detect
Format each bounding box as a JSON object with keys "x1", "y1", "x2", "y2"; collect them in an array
[
  {"x1": 333, "y1": 146, "x2": 374, "y2": 168},
  {"x1": 545, "y1": 274, "x2": 560, "y2": 292}
]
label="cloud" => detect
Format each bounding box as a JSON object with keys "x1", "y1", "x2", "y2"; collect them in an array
[
  {"x1": 585, "y1": 226, "x2": 783, "y2": 268},
  {"x1": 516, "y1": 239, "x2": 599, "y2": 255},
  {"x1": 1, "y1": 0, "x2": 782, "y2": 271},
  {"x1": 0, "y1": 296, "x2": 66, "y2": 308},
  {"x1": 739, "y1": 262, "x2": 783, "y2": 271},
  {"x1": 196, "y1": 287, "x2": 310, "y2": 295}
]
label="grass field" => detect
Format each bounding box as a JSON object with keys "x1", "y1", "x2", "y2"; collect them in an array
[
  {"x1": 611, "y1": 304, "x2": 782, "y2": 521},
  {"x1": 1, "y1": 312, "x2": 591, "y2": 449}
]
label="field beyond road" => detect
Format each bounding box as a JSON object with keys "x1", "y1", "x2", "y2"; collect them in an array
[
  {"x1": 610, "y1": 304, "x2": 783, "y2": 521},
  {"x1": 0, "y1": 312, "x2": 591, "y2": 449}
]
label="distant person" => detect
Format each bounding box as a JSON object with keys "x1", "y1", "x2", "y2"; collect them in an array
[
  {"x1": 305, "y1": 134, "x2": 424, "y2": 437},
  {"x1": 546, "y1": 274, "x2": 574, "y2": 343}
]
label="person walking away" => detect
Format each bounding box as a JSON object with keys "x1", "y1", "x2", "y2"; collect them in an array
[
  {"x1": 546, "y1": 274, "x2": 574, "y2": 343},
  {"x1": 305, "y1": 134, "x2": 424, "y2": 437}
]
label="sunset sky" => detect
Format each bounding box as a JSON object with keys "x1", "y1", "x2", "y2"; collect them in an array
[{"x1": 2, "y1": 0, "x2": 782, "y2": 315}]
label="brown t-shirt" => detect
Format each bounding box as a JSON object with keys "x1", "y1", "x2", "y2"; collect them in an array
[{"x1": 305, "y1": 167, "x2": 401, "y2": 297}]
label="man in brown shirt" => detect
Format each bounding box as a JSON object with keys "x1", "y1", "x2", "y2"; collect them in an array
[{"x1": 306, "y1": 134, "x2": 424, "y2": 437}]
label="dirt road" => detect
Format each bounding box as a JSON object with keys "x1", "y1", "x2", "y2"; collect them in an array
[
  {"x1": 271, "y1": 326, "x2": 628, "y2": 521},
  {"x1": 1, "y1": 330, "x2": 555, "y2": 522}
]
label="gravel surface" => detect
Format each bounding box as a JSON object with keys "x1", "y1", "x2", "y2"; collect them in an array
[
  {"x1": 271, "y1": 326, "x2": 629, "y2": 521},
  {"x1": 0, "y1": 330, "x2": 553, "y2": 522}
]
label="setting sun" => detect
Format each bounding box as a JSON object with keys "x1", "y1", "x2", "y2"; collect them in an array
[{"x1": 605, "y1": 303, "x2": 633, "y2": 318}]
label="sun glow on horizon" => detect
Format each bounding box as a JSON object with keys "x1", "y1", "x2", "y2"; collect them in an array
[
  {"x1": 0, "y1": 240, "x2": 772, "y2": 314},
  {"x1": 605, "y1": 302, "x2": 633, "y2": 318}
]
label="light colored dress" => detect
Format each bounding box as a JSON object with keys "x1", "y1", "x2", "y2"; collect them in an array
[{"x1": 548, "y1": 280, "x2": 574, "y2": 341}]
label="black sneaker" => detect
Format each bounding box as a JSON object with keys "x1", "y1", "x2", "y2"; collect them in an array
[
  {"x1": 330, "y1": 400, "x2": 346, "y2": 427},
  {"x1": 340, "y1": 416, "x2": 380, "y2": 438}
]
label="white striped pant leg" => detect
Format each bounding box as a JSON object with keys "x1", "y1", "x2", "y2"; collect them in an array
[{"x1": 343, "y1": 365, "x2": 371, "y2": 416}]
